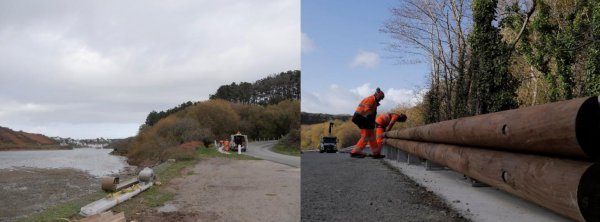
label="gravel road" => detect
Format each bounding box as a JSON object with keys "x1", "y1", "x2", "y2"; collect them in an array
[
  {"x1": 245, "y1": 141, "x2": 300, "y2": 168},
  {"x1": 301, "y1": 151, "x2": 469, "y2": 222},
  {"x1": 138, "y1": 157, "x2": 300, "y2": 222}
]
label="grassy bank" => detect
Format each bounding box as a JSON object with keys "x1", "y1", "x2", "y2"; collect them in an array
[
  {"x1": 195, "y1": 147, "x2": 260, "y2": 160},
  {"x1": 271, "y1": 129, "x2": 300, "y2": 157},
  {"x1": 272, "y1": 142, "x2": 301, "y2": 156},
  {"x1": 17, "y1": 147, "x2": 258, "y2": 221},
  {"x1": 16, "y1": 192, "x2": 105, "y2": 222}
]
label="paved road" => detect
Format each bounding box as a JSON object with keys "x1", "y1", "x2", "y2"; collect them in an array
[
  {"x1": 301, "y1": 151, "x2": 468, "y2": 222},
  {"x1": 245, "y1": 141, "x2": 300, "y2": 168}
]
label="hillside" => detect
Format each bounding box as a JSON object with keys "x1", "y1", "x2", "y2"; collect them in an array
[
  {"x1": 125, "y1": 99, "x2": 300, "y2": 165},
  {"x1": 122, "y1": 71, "x2": 301, "y2": 165},
  {"x1": 144, "y1": 71, "x2": 300, "y2": 127},
  {"x1": 300, "y1": 112, "x2": 351, "y2": 125},
  {"x1": 0, "y1": 126, "x2": 63, "y2": 150}
]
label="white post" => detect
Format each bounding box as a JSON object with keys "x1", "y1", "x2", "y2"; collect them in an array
[{"x1": 238, "y1": 145, "x2": 241, "y2": 154}]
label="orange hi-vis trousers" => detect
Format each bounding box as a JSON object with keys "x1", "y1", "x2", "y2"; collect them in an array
[
  {"x1": 375, "y1": 127, "x2": 385, "y2": 150},
  {"x1": 352, "y1": 129, "x2": 380, "y2": 155}
]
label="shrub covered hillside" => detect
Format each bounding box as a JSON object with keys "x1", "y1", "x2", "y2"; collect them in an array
[
  {"x1": 301, "y1": 120, "x2": 360, "y2": 151},
  {"x1": 119, "y1": 71, "x2": 300, "y2": 165},
  {"x1": 126, "y1": 99, "x2": 299, "y2": 165}
]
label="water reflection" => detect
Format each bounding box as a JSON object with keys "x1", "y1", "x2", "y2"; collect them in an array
[{"x1": 0, "y1": 148, "x2": 129, "y2": 176}]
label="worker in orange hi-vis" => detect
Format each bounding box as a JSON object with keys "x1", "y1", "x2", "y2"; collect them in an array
[
  {"x1": 350, "y1": 88, "x2": 385, "y2": 158},
  {"x1": 375, "y1": 112, "x2": 407, "y2": 150},
  {"x1": 224, "y1": 140, "x2": 230, "y2": 152}
]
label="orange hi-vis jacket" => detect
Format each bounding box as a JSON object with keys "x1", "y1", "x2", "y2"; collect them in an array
[
  {"x1": 355, "y1": 95, "x2": 378, "y2": 117},
  {"x1": 376, "y1": 113, "x2": 398, "y2": 128}
]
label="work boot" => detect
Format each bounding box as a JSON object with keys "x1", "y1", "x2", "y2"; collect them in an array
[
  {"x1": 371, "y1": 154, "x2": 386, "y2": 159},
  {"x1": 350, "y1": 152, "x2": 367, "y2": 158}
]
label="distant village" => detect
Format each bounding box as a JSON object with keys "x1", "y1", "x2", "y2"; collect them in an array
[{"x1": 51, "y1": 137, "x2": 114, "y2": 148}]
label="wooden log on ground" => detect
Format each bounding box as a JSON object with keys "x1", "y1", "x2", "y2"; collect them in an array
[
  {"x1": 385, "y1": 138, "x2": 600, "y2": 222},
  {"x1": 385, "y1": 96, "x2": 600, "y2": 160},
  {"x1": 101, "y1": 177, "x2": 139, "y2": 192}
]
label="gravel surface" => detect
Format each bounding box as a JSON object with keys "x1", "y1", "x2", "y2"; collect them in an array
[
  {"x1": 301, "y1": 151, "x2": 469, "y2": 222},
  {"x1": 138, "y1": 158, "x2": 300, "y2": 222}
]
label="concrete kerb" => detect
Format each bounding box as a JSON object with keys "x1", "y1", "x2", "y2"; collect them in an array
[{"x1": 381, "y1": 153, "x2": 571, "y2": 222}]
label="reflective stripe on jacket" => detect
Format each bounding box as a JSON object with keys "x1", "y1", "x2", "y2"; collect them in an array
[{"x1": 355, "y1": 95, "x2": 377, "y2": 116}]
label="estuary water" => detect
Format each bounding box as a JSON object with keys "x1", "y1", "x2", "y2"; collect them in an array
[{"x1": 0, "y1": 148, "x2": 129, "y2": 177}]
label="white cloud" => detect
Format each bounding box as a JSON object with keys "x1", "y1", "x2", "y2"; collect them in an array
[
  {"x1": 386, "y1": 88, "x2": 427, "y2": 107},
  {"x1": 350, "y1": 83, "x2": 374, "y2": 97},
  {"x1": 0, "y1": 0, "x2": 300, "y2": 139},
  {"x1": 302, "y1": 83, "x2": 425, "y2": 115},
  {"x1": 20, "y1": 123, "x2": 140, "y2": 139},
  {"x1": 350, "y1": 50, "x2": 379, "y2": 68},
  {"x1": 301, "y1": 32, "x2": 316, "y2": 53},
  {"x1": 301, "y1": 86, "x2": 361, "y2": 115}
]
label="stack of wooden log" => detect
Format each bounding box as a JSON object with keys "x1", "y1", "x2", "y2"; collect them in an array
[{"x1": 384, "y1": 96, "x2": 600, "y2": 222}]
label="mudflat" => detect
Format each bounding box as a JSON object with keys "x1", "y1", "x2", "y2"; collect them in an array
[{"x1": 0, "y1": 167, "x2": 97, "y2": 221}]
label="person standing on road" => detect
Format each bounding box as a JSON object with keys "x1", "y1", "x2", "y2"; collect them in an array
[
  {"x1": 375, "y1": 112, "x2": 407, "y2": 150},
  {"x1": 224, "y1": 139, "x2": 230, "y2": 152},
  {"x1": 351, "y1": 88, "x2": 385, "y2": 158}
]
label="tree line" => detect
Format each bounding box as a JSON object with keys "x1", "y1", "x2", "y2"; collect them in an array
[
  {"x1": 300, "y1": 112, "x2": 352, "y2": 125},
  {"x1": 145, "y1": 101, "x2": 195, "y2": 126},
  {"x1": 382, "y1": 0, "x2": 600, "y2": 123},
  {"x1": 209, "y1": 70, "x2": 300, "y2": 105},
  {"x1": 143, "y1": 70, "x2": 300, "y2": 127}
]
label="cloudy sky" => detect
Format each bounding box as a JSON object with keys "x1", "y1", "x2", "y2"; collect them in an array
[
  {"x1": 0, "y1": 0, "x2": 300, "y2": 139},
  {"x1": 301, "y1": 0, "x2": 429, "y2": 115}
]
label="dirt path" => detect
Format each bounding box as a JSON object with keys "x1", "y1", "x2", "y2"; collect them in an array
[{"x1": 139, "y1": 158, "x2": 300, "y2": 222}]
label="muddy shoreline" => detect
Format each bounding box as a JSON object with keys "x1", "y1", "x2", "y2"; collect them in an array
[
  {"x1": 0, "y1": 145, "x2": 73, "y2": 151},
  {"x1": 0, "y1": 167, "x2": 97, "y2": 221},
  {"x1": 0, "y1": 148, "x2": 137, "y2": 221}
]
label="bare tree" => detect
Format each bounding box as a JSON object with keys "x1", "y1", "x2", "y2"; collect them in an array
[{"x1": 381, "y1": 0, "x2": 471, "y2": 120}]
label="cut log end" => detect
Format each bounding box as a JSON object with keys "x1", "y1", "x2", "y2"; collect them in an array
[
  {"x1": 101, "y1": 177, "x2": 118, "y2": 192},
  {"x1": 576, "y1": 96, "x2": 600, "y2": 160},
  {"x1": 578, "y1": 163, "x2": 600, "y2": 222}
]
